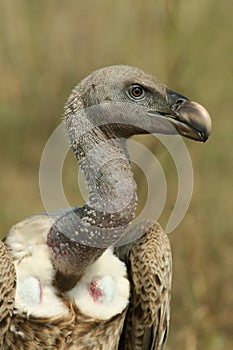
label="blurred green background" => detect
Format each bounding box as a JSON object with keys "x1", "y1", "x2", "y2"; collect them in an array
[{"x1": 0, "y1": 0, "x2": 232, "y2": 349}]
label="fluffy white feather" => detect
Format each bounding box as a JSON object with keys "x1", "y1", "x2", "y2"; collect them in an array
[
  {"x1": 67, "y1": 248, "x2": 129, "y2": 320},
  {"x1": 6, "y1": 214, "x2": 54, "y2": 259},
  {"x1": 6, "y1": 215, "x2": 69, "y2": 317}
]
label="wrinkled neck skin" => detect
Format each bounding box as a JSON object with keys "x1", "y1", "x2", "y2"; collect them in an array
[
  {"x1": 77, "y1": 132, "x2": 137, "y2": 226},
  {"x1": 47, "y1": 109, "x2": 137, "y2": 290}
]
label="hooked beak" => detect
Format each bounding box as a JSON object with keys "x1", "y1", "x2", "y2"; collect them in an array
[
  {"x1": 149, "y1": 89, "x2": 212, "y2": 142},
  {"x1": 166, "y1": 89, "x2": 212, "y2": 142}
]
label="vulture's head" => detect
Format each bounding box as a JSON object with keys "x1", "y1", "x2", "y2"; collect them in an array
[{"x1": 64, "y1": 65, "x2": 211, "y2": 146}]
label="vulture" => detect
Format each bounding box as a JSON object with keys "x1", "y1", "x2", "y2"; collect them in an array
[{"x1": 0, "y1": 65, "x2": 211, "y2": 350}]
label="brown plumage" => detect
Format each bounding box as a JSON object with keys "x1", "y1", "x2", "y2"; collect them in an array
[
  {"x1": 119, "y1": 223, "x2": 172, "y2": 350},
  {"x1": 0, "y1": 240, "x2": 16, "y2": 347},
  {"x1": 4, "y1": 305, "x2": 127, "y2": 349}
]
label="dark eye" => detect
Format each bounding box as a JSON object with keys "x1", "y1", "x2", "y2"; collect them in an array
[{"x1": 128, "y1": 85, "x2": 145, "y2": 100}]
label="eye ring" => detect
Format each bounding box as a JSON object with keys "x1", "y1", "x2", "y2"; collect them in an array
[{"x1": 127, "y1": 84, "x2": 145, "y2": 100}]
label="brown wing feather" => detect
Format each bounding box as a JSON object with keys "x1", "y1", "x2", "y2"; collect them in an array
[
  {"x1": 119, "y1": 223, "x2": 172, "y2": 350},
  {"x1": 0, "y1": 240, "x2": 16, "y2": 347}
]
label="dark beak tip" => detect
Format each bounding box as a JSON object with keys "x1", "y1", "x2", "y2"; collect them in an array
[{"x1": 201, "y1": 133, "x2": 209, "y2": 143}]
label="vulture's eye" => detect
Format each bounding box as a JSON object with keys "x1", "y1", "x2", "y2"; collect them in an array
[{"x1": 127, "y1": 85, "x2": 145, "y2": 100}]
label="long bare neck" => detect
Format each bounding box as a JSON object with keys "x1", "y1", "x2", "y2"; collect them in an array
[
  {"x1": 48, "y1": 117, "x2": 138, "y2": 289},
  {"x1": 74, "y1": 129, "x2": 137, "y2": 230}
]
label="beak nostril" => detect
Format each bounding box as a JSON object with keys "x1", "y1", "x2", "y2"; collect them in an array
[
  {"x1": 171, "y1": 98, "x2": 187, "y2": 112},
  {"x1": 176, "y1": 98, "x2": 186, "y2": 105},
  {"x1": 166, "y1": 88, "x2": 189, "y2": 110}
]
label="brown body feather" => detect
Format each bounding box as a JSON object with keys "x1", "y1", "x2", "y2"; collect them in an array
[
  {"x1": 0, "y1": 241, "x2": 16, "y2": 347},
  {"x1": 3, "y1": 308, "x2": 126, "y2": 349}
]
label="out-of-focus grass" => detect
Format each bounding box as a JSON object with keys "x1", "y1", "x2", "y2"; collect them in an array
[{"x1": 0, "y1": 0, "x2": 232, "y2": 349}]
